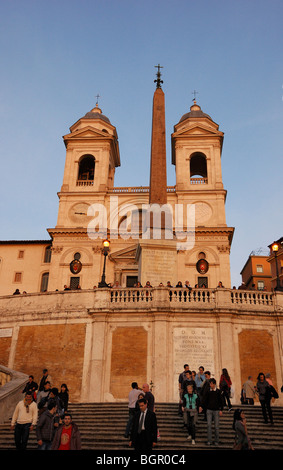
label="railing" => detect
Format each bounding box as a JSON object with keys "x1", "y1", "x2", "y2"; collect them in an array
[
  {"x1": 231, "y1": 290, "x2": 273, "y2": 306},
  {"x1": 0, "y1": 288, "x2": 280, "y2": 316},
  {"x1": 109, "y1": 287, "x2": 276, "y2": 310},
  {"x1": 0, "y1": 370, "x2": 11, "y2": 387},
  {"x1": 108, "y1": 186, "x2": 176, "y2": 193},
  {"x1": 110, "y1": 287, "x2": 214, "y2": 306},
  {"x1": 0, "y1": 366, "x2": 29, "y2": 424},
  {"x1": 110, "y1": 288, "x2": 153, "y2": 303},
  {"x1": 190, "y1": 178, "x2": 208, "y2": 184},
  {"x1": 169, "y1": 288, "x2": 213, "y2": 303},
  {"x1": 76, "y1": 180, "x2": 94, "y2": 186}
]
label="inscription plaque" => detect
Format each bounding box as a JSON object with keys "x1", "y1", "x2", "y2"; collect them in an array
[
  {"x1": 173, "y1": 327, "x2": 215, "y2": 401},
  {"x1": 0, "y1": 328, "x2": 12, "y2": 338}
]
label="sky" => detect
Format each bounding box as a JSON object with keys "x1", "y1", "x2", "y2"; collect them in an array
[{"x1": 0, "y1": 0, "x2": 282, "y2": 288}]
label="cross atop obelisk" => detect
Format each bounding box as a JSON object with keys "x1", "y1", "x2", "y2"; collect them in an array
[{"x1": 154, "y1": 64, "x2": 163, "y2": 89}]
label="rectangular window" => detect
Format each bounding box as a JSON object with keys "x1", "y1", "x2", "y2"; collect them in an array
[
  {"x1": 18, "y1": 250, "x2": 24, "y2": 259},
  {"x1": 14, "y1": 272, "x2": 22, "y2": 283},
  {"x1": 257, "y1": 281, "x2": 265, "y2": 290},
  {"x1": 70, "y1": 277, "x2": 80, "y2": 289},
  {"x1": 198, "y1": 276, "x2": 208, "y2": 288},
  {"x1": 256, "y1": 265, "x2": 263, "y2": 273},
  {"x1": 126, "y1": 276, "x2": 138, "y2": 287}
]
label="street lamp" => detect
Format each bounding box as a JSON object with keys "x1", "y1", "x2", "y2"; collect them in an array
[
  {"x1": 98, "y1": 239, "x2": 110, "y2": 288},
  {"x1": 271, "y1": 242, "x2": 283, "y2": 291}
]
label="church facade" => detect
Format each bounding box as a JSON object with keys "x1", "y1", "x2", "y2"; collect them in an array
[{"x1": 0, "y1": 72, "x2": 283, "y2": 404}]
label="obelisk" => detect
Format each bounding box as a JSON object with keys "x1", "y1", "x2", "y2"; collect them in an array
[
  {"x1": 136, "y1": 66, "x2": 177, "y2": 286},
  {"x1": 149, "y1": 64, "x2": 167, "y2": 206}
]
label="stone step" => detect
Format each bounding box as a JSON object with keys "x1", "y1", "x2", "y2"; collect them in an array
[{"x1": 1, "y1": 403, "x2": 283, "y2": 451}]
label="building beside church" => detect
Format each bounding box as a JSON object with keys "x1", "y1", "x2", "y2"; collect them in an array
[
  {"x1": 0, "y1": 70, "x2": 283, "y2": 405},
  {"x1": 240, "y1": 253, "x2": 272, "y2": 291},
  {"x1": 268, "y1": 238, "x2": 283, "y2": 291}
]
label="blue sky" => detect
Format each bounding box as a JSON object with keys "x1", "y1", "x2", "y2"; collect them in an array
[{"x1": 0, "y1": 0, "x2": 282, "y2": 287}]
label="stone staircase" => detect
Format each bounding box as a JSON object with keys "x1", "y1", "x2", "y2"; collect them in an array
[{"x1": 1, "y1": 402, "x2": 283, "y2": 451}]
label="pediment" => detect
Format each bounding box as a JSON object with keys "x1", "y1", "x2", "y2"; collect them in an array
[
  {"x1": 63, "y1": 126, "x2": 112, "y2": 141},
  {"x1": 173, "y1": 124, "x2": 222, "y2": 138},
  {"x1": 109, "y1": 244, "x2": 138, "y2": 264}
]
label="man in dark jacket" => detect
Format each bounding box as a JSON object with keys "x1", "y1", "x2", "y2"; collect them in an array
[
  {"x1": 142, "y1": 383, "x2": 155, "y2": 412},
  {"x1": 129, "y1": 398, "x2": 158, "y2": 452},
  {"x1": 199, "y1": 370, "x2": 211, "y2": 421},
  {"x1": 199, "y1": 378, "x2": 223, "y2": 446},
  {"x1": 36, "y1": 400, "x2": 57, "y2": 450},
  {"x1": 51, "y1": 412, "x2": 81, "y2": 450},
  {"x1": 22, "y1": 375, "x2": 38, "y2": 399}
]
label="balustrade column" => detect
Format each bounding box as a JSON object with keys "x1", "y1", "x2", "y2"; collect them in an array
[{"x1": 215, "y1": 288, "x2": 233, "y2": 309}]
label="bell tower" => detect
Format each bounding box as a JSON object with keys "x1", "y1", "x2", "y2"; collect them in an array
[
  {"x1": 171, "y1": 99, "x2": 226, "y2": 223},
  {"x1": 47, "y1": 103, "x2": 120, "y2": 291},
  {"x1": 171, "y1": 99, "x2": 234, "y2": 287},
  {"x1": 55, "y1": 103, "x2": 120, "y2": 229}
]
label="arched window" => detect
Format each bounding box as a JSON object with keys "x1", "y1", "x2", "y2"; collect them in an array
[
  {"x1": 40, "y1": 272, "x2": 49, "y2": 292},
  {"x1": 44, "y1": 245, "x2": 52, "y2": 263},
  {"x1": 77, "y1": 155, "x2": 95, "y2": 186},
  {"x1": 190, "y1": 152, "x2": 207, "y2": 184}
]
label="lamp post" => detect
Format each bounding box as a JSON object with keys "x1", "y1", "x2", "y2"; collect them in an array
[
  {"x1": 98, "y1": 239, "x2": 110, "y2": 288},
  {"x1": 271, "y1": 242, "x2": 283, "y2": 291}
]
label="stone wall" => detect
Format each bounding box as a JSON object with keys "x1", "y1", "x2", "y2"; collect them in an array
[
  {"x1": 110, "y1": 326, "x2": 147, "y2": 399},
  {"x1": 1, "y1": 323, "x2": 86, "y2": 403},
  {"x1": 0, "y1": 288, "x2": 282, "y2": 404},
  {"x1": 239, "y1": 329, "x2": 277, "y2": 397}
]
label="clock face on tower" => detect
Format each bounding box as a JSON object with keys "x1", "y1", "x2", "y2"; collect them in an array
[
  {"x1": 69, "y1": 203, "x2": 92, "y2": 224},
  {"x1": 194, "y1": 202, "x2": 212, "y2": 224}
]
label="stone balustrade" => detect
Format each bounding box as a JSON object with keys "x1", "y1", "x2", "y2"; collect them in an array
[
  {"x1": 190, "y1": 177, "x2": 208, "y2": 184},
  {"x1": 108, "y1": 185, "x2": 176, "y2": 193},
  {"x1": 231, "y1": 290, "x2": 273, "y2": 306},
  {"x1": 0, "y1": 371, "x2": 11, "y2": 388},
  {"x1": 0, "y1": 366, "x2": 28, "y2": 423},
  {"x1": 0, "y1": 288, "x2": 282, "y2": 319}
]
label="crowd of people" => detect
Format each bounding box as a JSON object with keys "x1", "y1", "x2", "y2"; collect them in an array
[
  {"x1": 109, "y1": 280, "x2": 222, "y2": 289},
  {"x1": 10, "y1": 365, "x2": 280, "y2": 451},
  {"x1": 10, "y1": 368, "x2": 81, "y2": 451},
  {"x1": 177, "y1": 365, "x2": 234, "y2": 447},
  {"x1": 12, "y1": 279, "x2": 256, "y2": 296},
  {"x1": 124, "y1": 366, "x2": 280, "y2": 451}
]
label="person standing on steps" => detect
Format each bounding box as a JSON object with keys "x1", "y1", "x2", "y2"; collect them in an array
[
  {"x1": 38, "y1": 368, "x2": 52, "y2": 392},
  {"x1": 195, "y1": 366, "x2": 205, "y2": 396},
  {"x1": 36, "y1": 400, "x2": 58, "y2": 450},
  {"x1": 232, "y1": 409, "x2": 254, "y2": 450},
  {"x1": 51, "y1": 412, "x2": 82, "y2": 450},
  {"x1": 58, "y1": 383, "x2": 69, "y2": 413},
  {"x1": 199, "y1": 378, "x2": 223, "y2": 446},
  {"x1": 242, "y1": 376, "x2": 256, "y2": 405},
  {"x1": 22, "y1": 375, "x2": 38, "y2": 401},
  {"x1": 219, "y1": 368, "x2": 233, "y2": 411},
  {"x1": 199, "y1": 370, "x2": 211, "y2": 421},
  {"x1": 129, "y1": 397, "x2": 158, "y2": 452},
  {"x1": 11, "y1": 392, "x2": 38, "y2": 450},
  {"x1": 124, "y1": 382, "x2": 143, "y2": 438},
  {"x1": 178, "y1": 364, "x2": 190, "y2": 416},
  {"x1": 256, "y1": 372, "x2": 274, "y2": 425},
  {"x1": 182, "y1": 384, "x2": 199, "y2": 445},
  {"x1": 142, "y1": 383, "x2": 155, "y2": 412}
]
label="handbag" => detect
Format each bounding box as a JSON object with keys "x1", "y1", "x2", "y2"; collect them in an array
[{"x1": 270, "y1": 385, "x2": 278, "y2": 399}]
